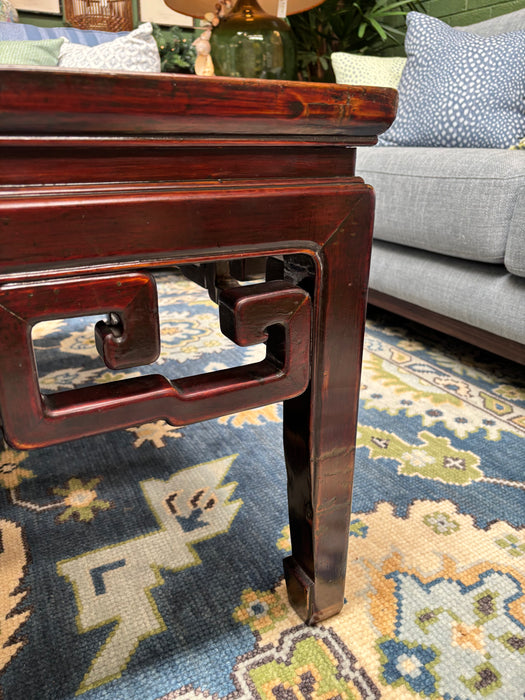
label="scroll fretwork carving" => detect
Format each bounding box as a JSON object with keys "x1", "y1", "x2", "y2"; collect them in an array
[{"x1": 0, "y1": 273, "x2": 311, "y2": 449}]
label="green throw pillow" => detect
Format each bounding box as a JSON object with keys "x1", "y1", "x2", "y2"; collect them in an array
[
  {"x1": 331, "y1": 53, "x2": 406, "y2": 89},
  {"x1": 0, "y1": 37, "x2": 64, "y2": 65}
]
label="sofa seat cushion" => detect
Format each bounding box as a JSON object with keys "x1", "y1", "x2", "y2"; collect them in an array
[
  {"x1": 369, "y1": 240, "x2": 525, "y2": 344},
  {"x1": 357, "y1": 146, "x2": 525, "y2": 265}
]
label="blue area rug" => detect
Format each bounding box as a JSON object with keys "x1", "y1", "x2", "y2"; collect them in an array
[{"x1": 1, "y1": 272, "x2": 524, "y2": 699}]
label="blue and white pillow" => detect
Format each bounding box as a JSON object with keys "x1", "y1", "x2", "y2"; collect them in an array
[
  {"x1": 58, "y1": 22, "x2": 160, "y2": 72},
  {"x1": 379, "y1": 12, "x2": 525, "y2": 148},
  {"x1": 0, "y1": 19, "x2": 128, "y2": 46}
]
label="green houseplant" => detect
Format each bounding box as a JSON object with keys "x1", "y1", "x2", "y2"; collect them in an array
[
  {"x1": 289, "y1": 0, "x2": 424, "y2": 82},
  {"x1": 152, "y1": 23, "x2": 197, "y2": 73}
]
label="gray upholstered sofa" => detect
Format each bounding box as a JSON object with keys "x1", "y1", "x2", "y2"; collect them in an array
[{"x1": 356, "y1": 9, "x2": 525, "y2": 363}]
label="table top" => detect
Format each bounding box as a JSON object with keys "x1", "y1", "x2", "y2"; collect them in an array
[{"x1": 0, "y1": 68, "x2": 397, "y2": 145}]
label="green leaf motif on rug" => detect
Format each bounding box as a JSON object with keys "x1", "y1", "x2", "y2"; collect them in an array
[
  {"x1": 363, "y1": 353, "x2": 463, "y2": 407},
  {"x1": 358, "y1": 426, "x2": 482, "y2": 485},
  {"x1": 52, "y1": 477, "x2": 112, "y2": 523},
  {"x1": 423, "y1": 512, "x2": 460, "y2": 535},
  {"x1": 499, "y1": 631, "x2": 525, "y2": 655},
  {"x1": 349, "y1": 518, "x2": 369, "y2": 538},
  {"x1": 494, "y1": 534, "x2": 525, "y2": 558},
  {"x1": 249, "y1": 636, "x2": 358, "y2": 700},
  {"x1": 361, "y1": 349, "x2": 524, "y2": 440},
  {"x1": 460, "y1": 661, "x2": 502, "y2": 696},
  {"x1": 479, "y1": 391, "x2": 514, "y2": 416}
]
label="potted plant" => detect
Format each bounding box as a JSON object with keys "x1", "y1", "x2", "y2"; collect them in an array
[
  {"x1": 152, "y1": 23, "x2": 197, "y2": 73},
  {"x1": 289, "y1": 0, "x2": 424, "y2": 82}
]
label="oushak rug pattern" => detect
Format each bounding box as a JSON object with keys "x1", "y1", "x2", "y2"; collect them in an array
[{"x1": 1, "y1": 272, "x2": 524, "y2": 700}]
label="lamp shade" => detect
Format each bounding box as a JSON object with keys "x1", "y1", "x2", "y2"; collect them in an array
[{"x1": 163, "y1": 0, "x2": 324, "y2": 19}]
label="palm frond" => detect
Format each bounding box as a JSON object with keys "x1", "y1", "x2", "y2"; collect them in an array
[{"x1": 289, "y1": 0, "x2": 425, "y2": 81}]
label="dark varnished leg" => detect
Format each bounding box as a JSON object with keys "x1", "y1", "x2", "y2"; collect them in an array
[{"x1": 282, "y1": 186, "x2": 375, "y2": 624}]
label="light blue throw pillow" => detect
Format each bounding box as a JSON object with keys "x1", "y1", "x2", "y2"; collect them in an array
[
  {"x1": 379, "y1": 12, "x2": 525, "y2": 148},
  {"x1": 0, "y1": 20, "x2": 128, "y2": 46}
]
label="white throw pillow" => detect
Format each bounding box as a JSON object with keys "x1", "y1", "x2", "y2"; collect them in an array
[{"x1": 58, "y1": 23, "x2": 160, "y2": 73}]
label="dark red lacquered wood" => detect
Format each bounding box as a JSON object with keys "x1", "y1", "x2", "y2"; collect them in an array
[
  {"x1": 0, "y1": 68, "x2": 396, "y2": 139},
  {"x1": 93, "y1": 277, "x2": 160, "y2": 369},
  {"x1": 281, "y1": 189, "x2": 375, "y2": 623},
  {"x1": 0, "y1": 180, "x2": 368, "y2": 277},
  {"x1": 0, "y1": 142, "x2": 357, "y2": 187},
  {"x1": 0, "y1": 277, "x2": 311, "y2": 449},
  {"x1": 0, "y1": 69, "x2": 397, "y2": 625}
]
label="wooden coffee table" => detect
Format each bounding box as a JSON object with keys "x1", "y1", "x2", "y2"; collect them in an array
[{"x1": 0, "y1": 68, "x2": 396, "y2": 624}]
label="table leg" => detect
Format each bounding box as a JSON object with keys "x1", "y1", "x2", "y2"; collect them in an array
[{"x1": 281, "y1": 185, "x2": 374, "y2": 624}]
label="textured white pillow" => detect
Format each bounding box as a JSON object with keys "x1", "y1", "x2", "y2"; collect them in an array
[
  {"x1": 58, "y1": 23, "x2": 160, "y2": 73},
  {"x1": 331, "y1": 53, "x2": 406, "y2": 89}
]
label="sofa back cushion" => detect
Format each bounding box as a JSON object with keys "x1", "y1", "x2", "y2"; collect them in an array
[
  {"x1": 356, "y1": 146, "x2": 525, "y2": 267},
  {"x1": 462, "y1": 7, "x2": 525, "y2": 35}
]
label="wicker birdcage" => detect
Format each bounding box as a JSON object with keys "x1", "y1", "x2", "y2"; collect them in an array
[{"x1": 63, "y1": 0, "x2": 133, "y2": 32}]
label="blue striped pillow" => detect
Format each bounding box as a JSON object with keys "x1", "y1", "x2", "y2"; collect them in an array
[{"x1": 0, "y1": 20, "x2": 128, "y2": 46}]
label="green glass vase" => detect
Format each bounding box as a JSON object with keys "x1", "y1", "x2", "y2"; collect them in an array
[{"x1": 210, "y1": 0, "x2": 296, "y2": 81}]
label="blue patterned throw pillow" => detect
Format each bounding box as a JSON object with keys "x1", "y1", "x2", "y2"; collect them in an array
[
  {"x1": 0, "y1": 20, "x2": 127, "y2": 45},
  {"x1": 380, "y1": 12, "x2": 525, "y2": 148}
]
